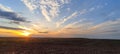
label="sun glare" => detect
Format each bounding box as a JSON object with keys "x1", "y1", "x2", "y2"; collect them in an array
[{"x1": 21, "y1": 31, "x2": 31, "y2": 37}]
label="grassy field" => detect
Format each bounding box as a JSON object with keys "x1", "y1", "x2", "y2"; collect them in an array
[{"x1": 0, "y1": 37, "x2": 120, "y2": 54}]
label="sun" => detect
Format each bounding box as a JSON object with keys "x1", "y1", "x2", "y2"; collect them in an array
[{"x1": 21, "y1": 31, "x2": 31, "y2": 37}]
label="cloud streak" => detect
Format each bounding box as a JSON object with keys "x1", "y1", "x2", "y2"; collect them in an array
[
  {"x1": 64, "y1": 19, "x2": 120, "y2": 38},
  {"x1": 0, "y1": 10, "x2": 28, "y2": 22},
  {"x1": 56, "y1": 9, "x2": 89, "y2": 28},
  {"x1": 4, "y1": 0, "x2": 118, "y2": 39},
  {"x1": 0, "y1": 26, "x2": 24, "y2": 30},
  {"x1": 56, "y1": 12, "x2": 78, "y2": 27},
  {"x1": 0, "y1": 4, "x2": 13, "y2": 12},
  {"x1": 89, "y1": 19, "x2": 120, "y2": 34},
  {"x1": 22, "y1": 0, "x2": 70, "y2": 22}
]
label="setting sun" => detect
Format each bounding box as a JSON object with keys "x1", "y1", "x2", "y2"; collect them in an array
[{"x1": 21, "y1": 31, "x2": 31, "y2": 37}]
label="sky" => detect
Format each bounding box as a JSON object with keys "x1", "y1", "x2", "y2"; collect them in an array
[{"x1": 0, "y1": 0, "x2": 120, "y2": 39}]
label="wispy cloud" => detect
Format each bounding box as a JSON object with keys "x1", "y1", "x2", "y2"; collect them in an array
[
  {"x1": 61, "y1": 19, "x2": 86, "y2": 30},
  {"x1": 89, "y1": 19, "x2": 120, "y2": 34},
  {"x1": 22, "y1": 0, "x2": 70, "y2": 22},
  {"x1": 10, "y1": 0, "x2": 120, "y2": 39},
  {"x1": 79, "y1": 9, "x2": 88, "y2": 15},
  {"x1": 0, "y1": 4, "x2": 31, "y2": 35},
  {"x1": 38, "y1": 31, "x2": 49, "y2": 33},
  {"x1": 0, "y1": 26, "x2": 24, "y2": 30},
  {"x1": 55, "y1": 18, "x2": 120, "y2": 38},
  {"x1": 0, "y1": 4, "x2": 13, "y2": 12},
  {"x1": 56, "y1": 9, "x2": 90, "y2": 28},
  {"x1": 0, "y1": 10, "x2": 28, "y2": 22},
  {"x1": 0, "y1": 4, "x2": 30, "y2": 33},
  {"x1": 56, "y1": 11, "x2": 78, "y2": 27}
]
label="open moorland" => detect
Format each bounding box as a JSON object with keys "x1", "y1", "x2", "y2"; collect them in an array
[{"x1": 0, "y1": 37, "x2": 120, "y2": 54}]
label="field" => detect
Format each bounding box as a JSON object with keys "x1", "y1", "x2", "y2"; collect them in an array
[{"x1": 0, "y1": 37, "x2": 120, "y2": 54}]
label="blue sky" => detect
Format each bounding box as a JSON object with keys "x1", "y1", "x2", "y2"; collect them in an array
[{"x1": 0, "y1": 0, "x2": 120, "y2": 39}]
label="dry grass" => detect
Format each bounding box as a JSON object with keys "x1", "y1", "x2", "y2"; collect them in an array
[{"x1": 0, "y1": 37, "x2": 120, "y2": 54}]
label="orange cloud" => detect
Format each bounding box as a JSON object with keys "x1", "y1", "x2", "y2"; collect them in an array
[{"x1": 0, "y1": 28, "x2": 31, "y2": 37}]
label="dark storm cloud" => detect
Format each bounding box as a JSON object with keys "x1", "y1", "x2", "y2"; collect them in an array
[
  {"x1": 0, "y1": 10, "x2": 28, "y2": 22},
  {"x1": 0, "y1": 26, "x2": 24, "y2": 30}
]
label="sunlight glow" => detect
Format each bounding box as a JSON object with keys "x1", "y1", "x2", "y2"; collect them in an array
[
  {"x1": 19, "y1": 26, "x2": 32, "y2": 30},
  {"x1": 21, "y1": 31, "x2": 31, "y2": 37}
]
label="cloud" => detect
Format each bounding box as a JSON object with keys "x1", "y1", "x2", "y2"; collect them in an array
[
  {"x1": 0, "y1": 26, "x2": 24, "y2": 30},
  {"x1": 56, "y1": 11, "x2": 78, "y2": 27},
  {"x1": 20, "y1": 0, "x2": 120, "y2": 39},
  {"x1": 56, "y1": 9, "x2": 89, "y2": 28},
  {"x1": 79, "y1": 9, "x2": 88, "y2": 15},
  {"x1": 55, "y1": 18, "x2": 120, "y2": 39},
  {"x1": 60, "y1": 19, "x2": 86, "y2": 31},
  {"x1": 0, "y1": 4, "x2": 13, "y2": 12},
  {"x1": 60, "y1": 22, "x2": 93, "y2": 35},
  {"x1": 21, "y1": 0, "x2": 37, "y2": 11},
  {"x1": 38, "y1": 31, "x2": 49, "y2": 33},
  {"x1": 0, "y1": 10, "x2": 28, "y2": 22},
  {"x1": 0, "y1": 4, "x2": 30, "y2": 25},
  {"x1": 89, "y1": 7, "x2": 95, "y2": 12},
  {"x1": 22, "y1": 0, "x2": 70, "y2": 22},
  {"x1": 89, "y1": 19, "x2": 120, "y2": 34}
]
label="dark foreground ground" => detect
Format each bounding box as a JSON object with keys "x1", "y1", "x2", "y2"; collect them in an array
[{"x1": 0, "y1": 37, "x2": 120, "y2": 54}]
